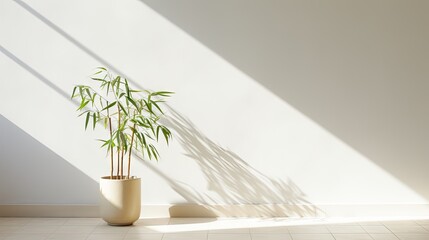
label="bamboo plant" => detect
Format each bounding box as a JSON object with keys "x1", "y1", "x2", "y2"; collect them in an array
[{"x1": 72, "y1": 67, "x2": 173, "y2": 179}]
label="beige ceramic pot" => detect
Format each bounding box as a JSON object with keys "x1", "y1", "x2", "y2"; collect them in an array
[{"x1": 99, "y1": 176, "x2": 141, "y2": 226}]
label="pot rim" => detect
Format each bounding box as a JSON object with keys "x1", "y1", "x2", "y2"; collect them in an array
[{"x1": 100, "y1": 176, "x2": 140, "y2": 181}]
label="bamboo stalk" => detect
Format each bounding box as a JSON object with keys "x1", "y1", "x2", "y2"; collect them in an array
[
  {"x1": 120, "y1": 149, "x2": 124, "y2": 179},
  {"x1": 117, "y1": 104, "x2": 121, "y2": 179},
  {"x1": 127, "y1": 123, "x2": 136, "y2": 179},
  {"x1": 107, "y1": 107, "x2": 113, "y2": 179}
]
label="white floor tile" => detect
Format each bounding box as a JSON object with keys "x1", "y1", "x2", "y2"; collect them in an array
[
  {"x1": 4, "y1": 233, "x2": 49, "y2": 240},
  {"x1": 87, "y1": 233, "x2": 126, "y2": 240},
  {"x1": 135, "y1": 218, "x2": 170, "y2": 226},
  {"x1": 93, "y1": 225, "x2": 132, "y2": 233},
  {"x1": 358, "y1": 221, "x2": 383, "y2": 226},
  {"x1": 128, "y1": 226, "x2": 161, "y2": 233},
  {"x1": 0, "y1": 227, "x2": 21, "y2": 234},
  {"x1": 250, "y1": 226, "x2": 289, "y2": 233},
  {"x1": 17, "y1": 225, "x2": 58, "y2": 234},
  {"x1": 328, "y1": 226, "x2": 366, "y2": 234},
  {"x1": 163, "y1": 232, "x2": 207, "y2": 240},
  {"x1": 208, "y1": 233, "x2": 251, "y2": 240},
  {"x1": 64, "y1": 218, "x2": 103, "y2": 226},
  {"x1": 387, "y1": 226, "x2": 428, "y2": 234},
  {"x1": 415, "y1": 220, "x2": 429, "y2": 225},
  {"x1": 209, "y1": 228, "x2": 249, "y2": 233},
  {"x1": 169, "y1": 218, "x2": 216, "y2": 225},
  {"x1": 124, "y1": 233, "x2": 163, "y2": 240},
  {"x1": 288, "y1": 226, "x2": 329, "y2": 234},
  {"x1": 370, "y1": 234, "x2": 399, "y2": 240},
  {"x1": 333, "y1": 234, "x2": 373, "y2": 240},
  {"x1": 290, "y1": 234, "x2": 335, "y2": 240},
  {"x1": 47, "y1": 233, "x2": 89, "y2": 240},
  {"x1": 0, "y1": 219, "x2": 30, "y2": 226},
  {"x1": 251, "y1": 233, "x2": 292, "y2": 240},
  {"x1": 395, "y1": 234, "x2": 429, "y2": 240},
  {"x1": 54, "y1": 225, "x2": 95, "y2": 234},
  {"x1": 362, "y1": 226, "x2": 391, "y2": 234},
  {"x1": 0, "y1": 217, "x2": 428, "y2": 240},
  {"x1": 27, "y1": 219, "x2": 67, "y2": 226},
  {"x1": 383, "y1": 221, "x2": 419, "y2": 227}
]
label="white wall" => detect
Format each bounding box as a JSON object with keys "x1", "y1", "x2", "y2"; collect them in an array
[{"x1": 1, "y1": 0, "x2": 429, "y2": 216}]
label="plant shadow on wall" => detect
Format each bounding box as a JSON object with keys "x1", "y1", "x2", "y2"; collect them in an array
[
  {"x1": 4, "y1": 1, "x2": 320, "y2": 215},
  {"x1": 139, "y1": 0, "x2": 429, "y2": 200},
  {"x1": 0, "y1": 43, "x2": 319, "y2": 217},
  {"x1": 144, "y1": 106, "x2": 322, "y2": 217}
]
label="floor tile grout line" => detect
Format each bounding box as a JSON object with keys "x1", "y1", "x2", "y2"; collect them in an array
[{"x1": 382, "y1": 222, "x2": 402, "y2": 240}]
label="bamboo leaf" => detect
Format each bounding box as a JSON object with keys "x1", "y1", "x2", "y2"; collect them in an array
[
  {"x1": 150, "y1": 144, "x2": 159, "y2": 161},
  {"x1": 151, "y1": 100, "x2": 164, "y2": 114},
  {"x1": 118, "y1": 102, "x2": 128, "y2": 116},
  {"x1": 92, "y1": 112, "x2": 97, "y2": 129},
  {"x1": 140, "y1": 133, "x2": 147, "y2": 145},
  {"x1": 156, "y1": 125, "x2": 161, "y2": 141},
  {"x1": 153, "y1": 91, "x2": 174, "y2": 97},
  {"x1": 101, "y1": 101, "x2": 117, "y2": 111},
  {"x1": 145, "y1": 119, "x2": 155, "y2": 135},
  {"x1": 106, "y1": 81, "x2": 110, "y2": 95},
  {"x1": 78, "y1": 100, "x2": 90, "y2": 110},
  {"x1": 85, "y1": 112, "x2": 90, "y2": 130},
  {"x1": 125, "y1": 79, "x2": 130, "y2": 97},
  {"x1": 78, "y1": 110, "x2": 90, "y2": 117},
  {"x1": 91, "y1": 77, "x2": 106, "y2": 82},
  {"x1": 161, "y1": 127, "x2": 171, "y2": 145},
  {"x1": 85, "y1": 88, "x2": 91, "y2": 98},
  {"x1": 71, "y1": 86, "x2": 77, "y2": 99},
  {"x1": 146, "y1": 143, "x2": 152, "y2": 160},
  {"x1": 126, "y1": 97, "x2": 139, "y2": 109}
]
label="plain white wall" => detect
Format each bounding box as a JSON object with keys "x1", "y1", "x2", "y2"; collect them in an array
[{"x1": 1, "y1": 0, "x2": 428, "y2": 213}]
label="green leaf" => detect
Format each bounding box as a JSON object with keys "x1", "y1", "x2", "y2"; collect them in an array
[
  {"x1": 140, "y1": 133, "x2": 147, "y2": 145},
  {"x1": 101, "y1": 101, "x2": 117, "y2": 111},
  {"x1": 126, "y1": 97, "x2": 139, "y2": 109},
  {"x1": 85, "y1": 88, "x2": 91, "y2": 98},
  {"x1": 78, "y1": 100, "x2": 90, "y2": 110},
  {"x1": 118, "y1": 102, "x2": 128, "y2": 116},
  {"x1": 156, "y1": 125, "x2": 161, "y2": 141},
  {"x1": 115, "y1": 76, "x2": 120, "y2": 95},
  {"x1": 71, "y1": 86, "x2": 77, "y2": 99},
  {"x1": 92, "y1": 112, "x2": 97, "y2": 129},
  {"x1": 125, "y1": 79, "x2": 130, "y2": 97},
  {"x1": 91, "y1": 77, "x2": 106, "y2": 82},
  {"x1": 145, "y1": 100, "x2": 153, "y2": 114},
  {"x1": 78, "y1": 110, "x2": 90, "y2": 117},
  {"x1": 161, "y1": 126, "x2": 171, "y2": 144},
  {"x1": 85, "y1": 112, "x2": 90, "y2": 130},
  {"x1": 153, "y1": 91, "x2": 174, "y2": 97},
  {"x1": 146, "y1": 143, "x2": 152, "y2": 160},
  {"x1": 151, "y1": 100, "x2": 164, "y2": 114},
  {"x1": 106, "y1": 81, "x2": 110, "y2": 95},
  {"x1": 145, "y1": 119, "x2": 155, "y2": 135},
  {"x1": 149, "y1": 144, "x2": 159, "y2": 161}
]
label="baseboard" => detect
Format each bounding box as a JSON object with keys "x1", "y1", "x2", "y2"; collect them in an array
[{"x1": 1, "y1": 204, "x2": 429, "y2": 218}]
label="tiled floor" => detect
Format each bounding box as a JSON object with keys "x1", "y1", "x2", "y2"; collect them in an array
[{"x1": 0, "y1": 217, "x2": 428, "y2": 240}]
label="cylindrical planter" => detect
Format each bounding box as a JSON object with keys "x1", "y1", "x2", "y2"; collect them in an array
[{"x1": 99, "y1": 176, "x2": 141, "y2": 226}]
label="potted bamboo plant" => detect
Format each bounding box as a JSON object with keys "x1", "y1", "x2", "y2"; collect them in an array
[{"x1": 72, "y1": 67, "x2": 173, "y2": 225}]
